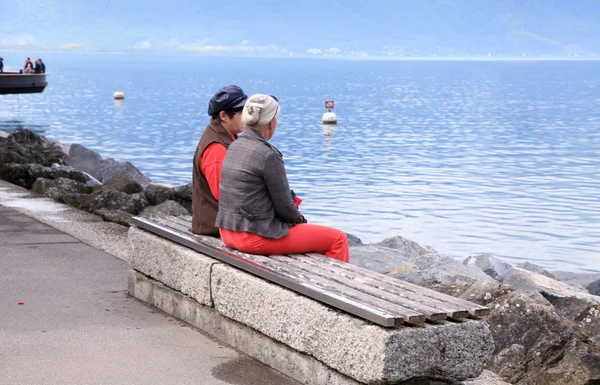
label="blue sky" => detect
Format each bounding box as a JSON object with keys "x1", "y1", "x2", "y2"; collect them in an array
[{"x1": 2, "y1": 0, "x2": 600, "y2": 57}]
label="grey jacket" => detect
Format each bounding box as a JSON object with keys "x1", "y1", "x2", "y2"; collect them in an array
[{"x1": 215, "y1": 128, "x2": 304, "y2": 239}]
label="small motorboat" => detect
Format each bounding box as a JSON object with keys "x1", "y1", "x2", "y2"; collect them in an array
[{"x1": 0, "y1": 72, "x2": 48, "y2": 95}]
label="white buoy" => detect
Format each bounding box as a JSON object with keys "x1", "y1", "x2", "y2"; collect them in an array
[
  {"x1": 322, "y1": 111, "x2": 337, "y2": 124},
  {"x1": 113, "y1": 91, "x2": 125, "y2": 100}
]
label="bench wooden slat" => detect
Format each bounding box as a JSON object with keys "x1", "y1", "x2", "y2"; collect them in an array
[
  {"x1": 153, "y1": 217, "x2": 427, "y2": 323},
  {"x1": 132, "y1": 216, "x2": 403, "y2": 327},
  {"x1": 286, "y1": 254, "x2": 469, "y2": 319},
  {"x1": 143, "y1": 215, "x2": 489, "y2": 320},
  {"x1": 235, "y1": 253, "x2": 427, "y2": 324},
  {"x1": 303, "y1": 253, "x2": 490, "y2": 317},
  {"x1": 282, "y1": 255, "x2": 448, "y2": 321}
]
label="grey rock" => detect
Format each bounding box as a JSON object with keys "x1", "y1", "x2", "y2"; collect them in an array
[
  {"x1": 63, "y1": 190, "x2": 149, "y2": 215},
  {"x1": 386, "y1": 253, "x2": 495, "y2": 288},
  {"x1": 463, "y1": 255, "x2": 513, "y2": 281},
  {"x1": 431, "y1": 281, "x2": 512, "y2": 306},
  {"x1": 143, "y1": 183, "x2": 173, "y2": 206},
  {"x1": 0, "y1": 130, "x2": 9, "y2": 139},
  {"x1": 211, "y1": 263, "x2": 493, "y2": 384},
  {"x1": 128, "y1": 227, "x2": 217, "y2": 306},
  {"x1": 551, "y1": 271, "x2": 600, "y2": 288},
  {"x1": 170, "y1": 183, "x2": 192, "y2": 213},
  {"x1": 31, "y1": 177, "x2": 91, "y2": 201},
  {"x1": 486, "y1": 291, "x2": 600, "y2": 385},
  {"x1": 0, "y1": 163, "x2": 87, "y2": 189},
  {"x1": 51, "y1": 163, "x2": 102, "y2": 187},
  {"x1": 8, "y1": 128, "x2": 69, "y2": 165},
  {"x1": 97, "y1": 158, "x2": 151, "y2": 185},
  {"x1": 0, "y1": 143, "x2": 29, "y2": 165},
  {"x1": 373, "y1": 235, "x2": 438, "y2": 258},
  {"x1": 94, "y1": 208, "x2": 133, "y2": 227},
  {"x1": 10, "y1": 128, "x2": 49, "y2": 146},
  {"x1": 99, "y1": 172, "x2": 143, "y2": 194},
  {"x1": 345, "y1": 233, "x2": 362, "y2": 246},
  {"x1": 64, "y1": 143, "x2": 104, "y2": 180},
  {"x1": 503, "y1": 266, "x2": 599, "y2": 300},
  {"x1": 587, "y1": 279, "x2": 600, "y2": 296},
  {"x1": 398, "y1": 255, "x2": 496, "y2": 287},
  {"x1": 517, "y1": 261, "x2": 557, "y2": 279},
  {"x1": 0, "y1": 129, "x2": 68, "y2": 167},
  {"x1": 349, "y1": 245, "x2": 418, "y2": 273},
  {"x1": 139, "y1": 200, "x2": 189, "y2": 219}
]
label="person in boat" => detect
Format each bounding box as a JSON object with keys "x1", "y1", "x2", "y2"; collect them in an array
[
  {"x1": 38, "y1": 58, "x2": 45, "y2": 73},
  {"x1": 23, "y1": 57, "x2": 33, "y2": 74},
  {"x1": 215, "y1": 94, "x2": 349, "y2": 262},
  {"x1": 191, "y1": 85, "x2": 248, "y2": 236},
  {"x1": 0, "y1": 57, "x2": 3, "y2": 73},
  {"x1": 33, "y1": 59, "x2": 41, "y2": 74}
]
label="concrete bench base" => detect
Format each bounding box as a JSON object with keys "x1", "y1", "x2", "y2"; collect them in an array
[
  {"x1": 128, "y1": 227, "x2": 494, "y2": 384},
  {"x1": 129, "y1": 271, "x2": 359, "y2": 385}
]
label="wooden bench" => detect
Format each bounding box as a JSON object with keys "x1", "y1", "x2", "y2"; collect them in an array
[{"x1": 131, "y1": 215, "x2": 489, "y2": 327}]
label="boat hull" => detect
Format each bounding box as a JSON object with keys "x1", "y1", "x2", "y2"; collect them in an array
[{"x1": 0, "y1": 73, "x2": 48, "y2": 95}]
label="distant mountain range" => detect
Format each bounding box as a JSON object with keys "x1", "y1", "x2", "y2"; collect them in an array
[{"x1": 2, "y1": 0, "x2": 599, "y2": 58}]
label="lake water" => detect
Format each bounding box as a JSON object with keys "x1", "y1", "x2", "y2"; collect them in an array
[{"x1": 1, "y1": 52, "x2": 599, "y2": 272}]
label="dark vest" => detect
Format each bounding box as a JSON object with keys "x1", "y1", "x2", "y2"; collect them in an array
[{"x1": 191, "y1": 121, "x2": 235, "y2": 236}]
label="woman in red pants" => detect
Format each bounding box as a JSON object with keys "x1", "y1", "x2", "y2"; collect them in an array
[{"x1": 215, "y1": 94, "x2": 349, "y2": 262}]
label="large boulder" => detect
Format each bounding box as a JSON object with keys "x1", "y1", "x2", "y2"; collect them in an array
[
  {"x1": 587, "y1": 279, "x2": 600, "y2": 296},
  {"x1": 0, "y1": 163, "x2": 87, "y2": 189},
  {"x1": 143, "y1": 183, "x2": 173, "y2": 206},
  {"x1": 486, "y1": 291, "x2": 600, "y2": 385},
  {"x1": 551, "y1": 271, "x2": 600, "y2": 288},
  {"x1": 516, "y1": 261, "x2": 557, "y2": 279},
  {"x1": 64, "y1": 144, "x2": 104, "y2": 179},
  {"x1": 63, "y1": 190, "x2": 149, "y2": 215},
  {"x1": 350, "y1": 244, "x2": 418, "y2": 273},
  {"x1": 502, "y1": 266, "x2": 598, "y2": 300},
  {"x1": 139, "y1": 200, "x2": 189, "y2": 219},
  {"x1": 352, "y1": 236, "x2": 494, "y2": 287},
  {"x1": 463, "y1": 255, "x2": 512, "y2": 282},
  {"x1": 51, "y1": 163, "x2": 102, "y2": 187},
  {"x1": 374, "y1": 235, "x2": 438, "y2": 256},
  {"x1": 170, "y1": 183, "x2": 192, "y2": 213},
  {"x1": 99, "y1": 172, "x2": 143, "y2": 194},
  {"x1": 345, "y1": 233, "x2": 363, "y2": 246},
  {"x1": 96, "y1": 158, "x2": 150, "y2": 185},
  {"x1": 0, "y1": 128, "x2": 69, "y2": 166},
  {"x1": 31, "y1": 177, "x2": 91, "y2": 201},
  {"x1": 65, "y1": 143, "x2": 151, "y2": 185},
  {"x1": 434, "y1": 280, "x2": 512, "y2": 306}
]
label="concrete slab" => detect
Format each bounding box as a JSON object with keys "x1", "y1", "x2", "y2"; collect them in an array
[{"x1": 0, "y1": 204, "x2": 299, "y2": 385}]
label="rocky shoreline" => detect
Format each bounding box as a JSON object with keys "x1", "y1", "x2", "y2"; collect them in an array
[{"x1": 1, "y1": 128, "x2": 599, "y2": 384}]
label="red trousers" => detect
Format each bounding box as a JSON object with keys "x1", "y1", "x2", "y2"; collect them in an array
[{"x1": 220, "y1": 224, "x2": 349, "y2": 263}]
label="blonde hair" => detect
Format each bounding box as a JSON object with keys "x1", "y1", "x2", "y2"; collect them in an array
[{"x1": 241, "y1": 94, "x2": 280, "y2": 127}]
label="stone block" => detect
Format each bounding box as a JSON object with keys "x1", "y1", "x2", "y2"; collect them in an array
[
  {"x1": 210, "y1": 264, "x2": 494, "y2": 384},
  {"x1": 128, "y1": 226, "x2": 217, "y2": 306}
]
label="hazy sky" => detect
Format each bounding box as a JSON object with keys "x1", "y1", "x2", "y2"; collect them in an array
[{"x1": 2, "y1": 0, "x2": 600, "y2": 57}]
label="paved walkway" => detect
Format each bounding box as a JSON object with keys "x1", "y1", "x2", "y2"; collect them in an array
[{"x1": 0, "y1": 204, "x2": 299, "y2": 385}]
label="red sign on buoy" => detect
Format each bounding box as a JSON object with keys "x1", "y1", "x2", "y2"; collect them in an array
[{"x1": 325, "y1": 100, "x2": 334, "y2": 110}]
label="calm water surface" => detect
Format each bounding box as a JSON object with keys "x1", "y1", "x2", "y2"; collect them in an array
[{"x1": 1, "y1": 52, "x2": 599, "y2": 272}]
